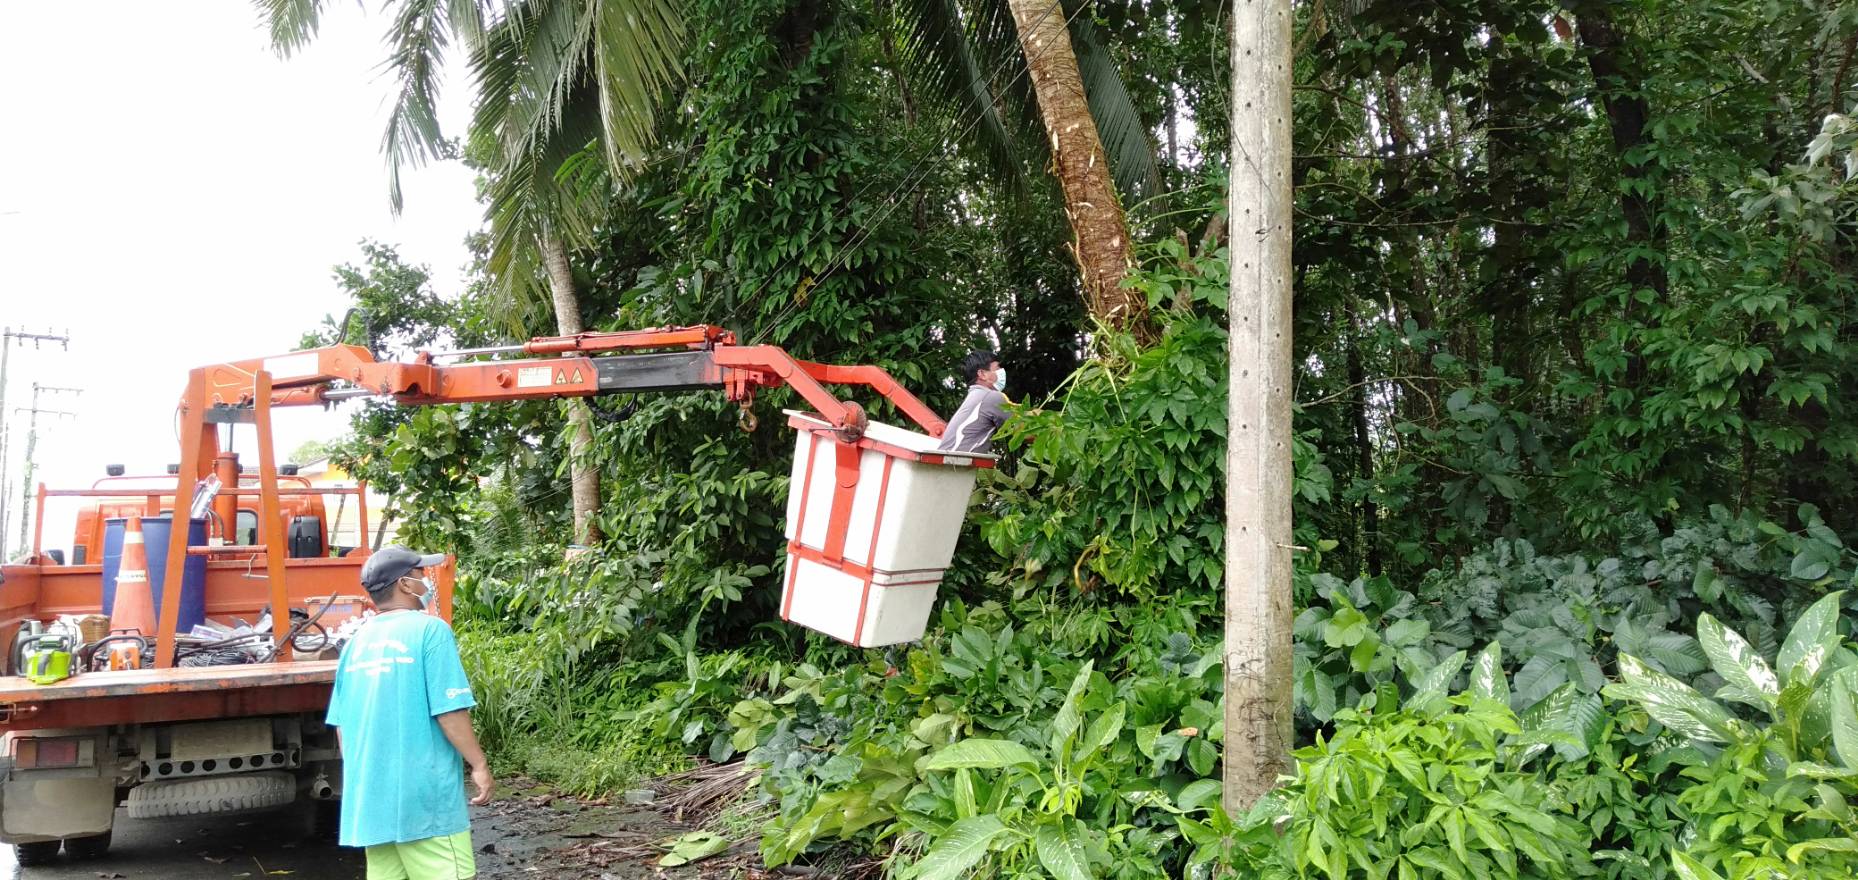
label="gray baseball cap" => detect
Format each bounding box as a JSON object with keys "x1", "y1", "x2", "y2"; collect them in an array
[{"x1": 360, "y1": 546, "x2": 447, "y2": 592}]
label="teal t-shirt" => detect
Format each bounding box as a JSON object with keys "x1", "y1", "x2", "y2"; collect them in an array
[{"x1": 325, "y1": 610, "x2": 478, "y2": 848}]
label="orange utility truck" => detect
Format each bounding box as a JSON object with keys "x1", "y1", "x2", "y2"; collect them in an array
[{"x1": 0, "y1": 325, "x2": 978, "y2": 866}]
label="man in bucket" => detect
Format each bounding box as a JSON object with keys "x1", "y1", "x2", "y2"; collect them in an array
[
  {"x1": 327, "y1": 546, "x2": 493, "y2": 880},
  {"x1": 937, "y1": 349, "x2": 1011, "y2": 453}
]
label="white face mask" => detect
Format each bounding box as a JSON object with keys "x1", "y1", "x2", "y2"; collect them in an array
[
  {"x1": 992, "y1": 368, "x2": 1007, "y2": 393},
  {"x1": 405, "y1": 575, "x2": 435, "y2": 611}
]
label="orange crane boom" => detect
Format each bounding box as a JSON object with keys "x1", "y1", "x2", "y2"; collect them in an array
[{"x1": 154, "y1": 324, "x2": 947, "y2": 668}]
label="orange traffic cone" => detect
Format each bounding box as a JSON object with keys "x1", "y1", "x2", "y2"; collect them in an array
[{"x1": 111, "y1": 517, "x2": 157, "y2": 638}]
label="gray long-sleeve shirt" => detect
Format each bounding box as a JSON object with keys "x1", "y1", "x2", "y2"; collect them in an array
[{"x1": 936, "y1": 385, "x2": 1009, "y2": 453}]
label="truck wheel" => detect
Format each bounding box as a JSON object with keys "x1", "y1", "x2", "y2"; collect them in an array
[
  {"x1": 14, "y1": 840, "x2": 61, "y2": 865},
  {"x1": 64, "y1": 829, "x2": 112, "y2": 859},
  {"x1": 126, "y1": 772, "x2": 294, "y2": 819}
]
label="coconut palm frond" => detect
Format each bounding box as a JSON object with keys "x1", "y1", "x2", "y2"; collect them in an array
[
  {"x1": 887, "y1": 0, "x2": 1023, "y2": 187},
  {"x1": 252, "y1": 0, "x2": 328, "y2": 57},
  {"x1": 1066, "y1": 13, "x2": 1160, "y2": 200},
  {"x1": 477, "y1": 87, "x2": 609, "y2": 328},
  {"x1": 469, "y1": 0, "x2": 683, "y2": 308},
  {"x1": 590, "y1": 0, "x2": 685, "y2": 172},
  {"x1": 380, "y1": 0, "x2": 483, "y2": 212}
]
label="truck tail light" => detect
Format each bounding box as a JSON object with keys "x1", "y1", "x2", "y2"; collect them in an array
[{"x1": 14, "y1": 737, "x2": 92, "y2": 769}]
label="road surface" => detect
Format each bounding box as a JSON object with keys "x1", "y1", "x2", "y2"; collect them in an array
[
  {"x1": 0, "y1": 785, "x2": 697, "y2": 879},
  {"x1": 4, "y1": 802, "x2": 357, "y2": 879}
]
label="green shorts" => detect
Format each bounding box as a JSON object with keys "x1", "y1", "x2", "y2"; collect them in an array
[{"x1": 365, "y1": 830, "x2": 476, "y2": 880}]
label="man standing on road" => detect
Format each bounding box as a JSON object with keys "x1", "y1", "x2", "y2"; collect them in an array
[
  {"x1": 937, "y1": 350, "x2": 1012, "y2": 453},
  {"x1": 327, "y1": 546, "x2": 493, "y2": 880}
]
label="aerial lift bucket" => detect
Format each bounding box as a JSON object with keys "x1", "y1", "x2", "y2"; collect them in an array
[{"x1": 779, "y1": 411, "x2": 995, "y2": 647}]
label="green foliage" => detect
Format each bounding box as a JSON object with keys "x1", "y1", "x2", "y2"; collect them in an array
[
  {"x1": 984, "y1": 243, "x2": 1333, "y2": 603},
  {"x1": 1292, "y1": 573, "x2": 1439, "y2": 723},
  {"x1": 1606, "y1": 593, "x2": 1858, "y2": 878},
  {"x1": 893, "y1": 663, "x2": 1131, "y2": 880},
  {"x1": 711, "y1": 600, "x2": 1227, "y2": 876},
  {"x1": 1279, "y1": 652, "x2": 1589, "y2": 880},
  {"x1": 984, "y1": 249, "x2": 1233, "y2": 600},
  {"x1": 300, "y1": 240, "x2": 456, "y2": 355},
  {"x1": 286, "y1": 3, "x2": 1858, "y2": 879}
]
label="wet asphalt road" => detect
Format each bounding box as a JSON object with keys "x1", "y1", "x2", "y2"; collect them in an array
[{"x1": 4, "y1": 803, "x2": 362, "y2": 880}]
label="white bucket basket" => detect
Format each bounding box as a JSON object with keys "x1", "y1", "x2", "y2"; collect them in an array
[{"x1": 779, "y1": 410, "x2": 995, "y2": 647}]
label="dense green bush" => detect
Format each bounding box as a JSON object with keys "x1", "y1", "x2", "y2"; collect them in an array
[{"x1": 438, "y1": 250, "x2": 1858, "y2": 877}]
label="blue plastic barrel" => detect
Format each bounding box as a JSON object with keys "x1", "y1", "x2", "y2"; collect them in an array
[{"x1": 101, "y1": 517, "x2": 208, "y2": 635}]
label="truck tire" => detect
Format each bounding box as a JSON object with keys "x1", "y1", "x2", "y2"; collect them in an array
[
  {"x1": 64, "y1": 829, "x2": 111, "y2": 859},
  {"x1": 126, "y1": 772, "x2": 295, "y2": 819},
  {"x1": 14, "y1": 840, "x2": 60, "y2": 865}
]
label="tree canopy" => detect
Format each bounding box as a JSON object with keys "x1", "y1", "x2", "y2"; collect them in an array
[{"x1": 292, "y1": 0, "x2": 1858, "y2": 876}]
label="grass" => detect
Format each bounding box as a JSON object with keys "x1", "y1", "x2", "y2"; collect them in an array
[
  {"x1": 495, "y1": 738, "x2": 693, "y2": 798},
  {"x1": 461, "y1": 624, "x2": 695, "y2": 798}
]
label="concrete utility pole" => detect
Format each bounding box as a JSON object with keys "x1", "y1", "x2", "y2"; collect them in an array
[
  {"x1": 13, "y1": 383, "x2": 80, "y2": 558},
  {"x1": 0, "y1": 328, "x2": 71, "y2": 554},
  {"x1": 1225, "y1": 0, "x2": 1296, "y2": 811}
]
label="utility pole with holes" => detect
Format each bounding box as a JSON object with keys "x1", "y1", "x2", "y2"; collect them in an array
[
  {"x1": 1225, "y1": 0, "x2": 1295, "y2": 811},
  {"x1": 0, "y1": 328, "x2": 71, "y2": 555},
  {"x1": 12, "y1": 383, "x2": 80, "y2": 559}
]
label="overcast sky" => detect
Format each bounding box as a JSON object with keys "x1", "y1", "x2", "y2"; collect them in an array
[{"x1": 0, "y1": 3, "x2": 482, "y2": 552}]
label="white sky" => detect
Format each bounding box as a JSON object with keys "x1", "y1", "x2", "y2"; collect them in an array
[{"x1": 0, "y1": 3, "x2": 478, "y2": 555}]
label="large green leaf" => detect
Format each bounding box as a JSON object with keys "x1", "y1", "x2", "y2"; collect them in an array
[
  {"x1": 1052, "y1": 661, "x2": 1095, "y2": 754},
  {"x1": 912, "y1": 815, "x2": 1009, "y2": 880},
  {"x1": 1470, "y1": 642, "x2": 1508, "y2": 704},
  {"x1": 659, "y1": 830, "x2": 730, "y2": 866},
  {"x1": 923, "y1": 738, "x2": 1039, "y2": 771},
  {"x1": 1519, "y1": 684, "x2": 1605, "y2": 760},
  {"x1": 1175, "y1": 779, "x2": 1223, "y2": 812},
  {"x1": 1671, "y1": 851, "x2": 1725, "y2": 880},
  {"x1": 1413, "y1": 650, "x2": 1468, "y2": 697},
  {"x1": 1605, "y1": 654, "x2": 1738, "y2": 744},
  {"x1": 1034, "y1": 819, "x2": 1095, "y2": 880},
  {"x1": 1514, "y1": 654, "x2": 1571, "y2": 706},
  {"x1": 1697, "y1": 613, "x2": 1780, "y2": 709},
  {"x1": 1832, "y1": 670, "x2": 1858, "y2": 769},
  {"x1": 1080, "y1": 701, "x2": 1126, "y2": 761},
  {"x1": 1779, "y1": 591, "x2": 1845, "y2": 688},
  {"x1": 1787, "y1": 837, "x2": 1858, "y2": 863}
]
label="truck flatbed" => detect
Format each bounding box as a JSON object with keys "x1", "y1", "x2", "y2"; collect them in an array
[{"x1": 0, "y1": 661, "x2": 337, "y2": 732}]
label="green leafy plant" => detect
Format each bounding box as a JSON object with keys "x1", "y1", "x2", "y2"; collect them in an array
[
  {"x1": 1605, "y1": 592, "x2": 1858, "y2": 878},
  {"x1": 895, "y1": 662, "x2": 1124, "y2": 880},
  {"x1": 1278, "y1": 645, "x2": 1589, "y2": 880}
]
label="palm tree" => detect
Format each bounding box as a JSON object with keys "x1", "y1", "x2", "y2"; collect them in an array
[
  {"x1": 1004, "y1": 0, "x2": 1142, "y2": 333},
  {"x1": 466, "y1": 2, "x2": 683, "y2": 544},
  {"x1": 255, "y1": 0, "x2": 685, "y2": 544},
  {"x1": 887, "y1": 0, "x2": 1159, "y2": 336}
]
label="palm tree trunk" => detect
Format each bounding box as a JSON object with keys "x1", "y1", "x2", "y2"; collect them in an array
[
  {"x1": 540, "y1": 231, "x2": 604, "y2": 545},
  {"x1": 1005, "y1": 0, "x2": 1146, "y2": 338}
]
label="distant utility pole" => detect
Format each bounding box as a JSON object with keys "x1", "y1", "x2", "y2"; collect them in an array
[
  {"x1": 12, "y1": 383, "x2": 80, "y2": 559},
  {"x1": 0, "y1": 328, "x2": 71, "y2": 556},
  {"x1": 1225, "y1": 0, "x2": 1295, "y2": 811}
]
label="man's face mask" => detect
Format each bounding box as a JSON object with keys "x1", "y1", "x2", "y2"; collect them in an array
[
  {"x1": 405, "y1": 575, "x2": 436, "y2": 611},
  {"x1": 992, "y1": 367, "x2": 1007, "y2": 393}
]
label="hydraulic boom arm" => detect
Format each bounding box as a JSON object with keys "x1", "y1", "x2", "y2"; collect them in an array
[
  {"x1": 196, "y1": 325, "x2": 944, "y2": 437},
  {"x1": 149, "y1": 326, "x2": 946, "y2": 668}
]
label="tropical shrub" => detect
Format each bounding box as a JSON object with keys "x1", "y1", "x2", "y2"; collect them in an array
[{"x1": 1606, "y1": 592, "x2": 1858, "y2": 879}]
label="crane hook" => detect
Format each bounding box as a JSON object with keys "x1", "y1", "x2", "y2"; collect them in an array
[{"x1": 737, "y1": 398, "x2": 758, "y2": 433}]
